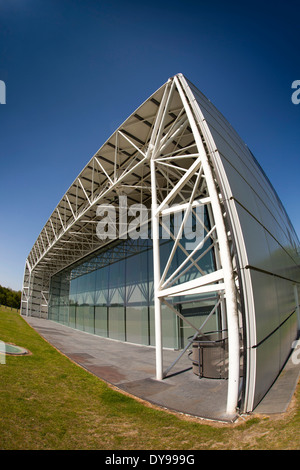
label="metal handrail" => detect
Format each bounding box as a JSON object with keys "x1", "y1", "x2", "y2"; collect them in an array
[{"x1": 188, "y1": 329, "x2": 228, "y2": 344}]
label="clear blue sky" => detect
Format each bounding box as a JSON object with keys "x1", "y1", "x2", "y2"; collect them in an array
[{"x1": 0, "y1": 0, "x2": 299, "y2": 291}]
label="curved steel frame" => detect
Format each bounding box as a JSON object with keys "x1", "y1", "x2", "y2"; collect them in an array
[{"x1": 147, "y1": 76, "x2": 240, "y2": 415}]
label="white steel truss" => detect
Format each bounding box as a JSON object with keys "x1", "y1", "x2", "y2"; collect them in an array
[
  {"x1": 146, "y1": 76, "x2": 240, "y2": 415},
  {"x1": 22, "y1": 74, "x2": 241, "y2": 416}
]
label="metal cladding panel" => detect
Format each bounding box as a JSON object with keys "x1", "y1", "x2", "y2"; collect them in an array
[
  {"x1": 248, "y1": 270, "x2": 280, "y2": 342},
  {"x1": 254, "y1": 312, "x2": 298, "y2": 408},
  {"x1": 254, "y1": 330, "x2": 281, "y2": 406},
  {"x1": 233, "y1": 202, "x2": 274, "y2": 272},
  {"x1": 275, "y1": 276, "x2": 296, "y2": 323},
  {"x1": 188, "y1": 80, "x2": 299, "y2": 263},
  {"x1": 187, "y1": 76, "x2": 300, "y2": 410}
]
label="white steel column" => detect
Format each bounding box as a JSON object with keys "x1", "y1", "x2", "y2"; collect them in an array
[
  {"x1": 21, "y1": 260, "x2": 32, "y2": 317},
  {"x1": 151, "y1": 156, "x2": 163, "y2": 380},
  {"x1": 148, "y1": 80, "x2": 173, "y2": 381}
]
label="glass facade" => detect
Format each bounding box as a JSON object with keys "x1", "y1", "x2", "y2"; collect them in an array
[{"x1": 48, "y1": 207, "x2": 221, "y2": 349}]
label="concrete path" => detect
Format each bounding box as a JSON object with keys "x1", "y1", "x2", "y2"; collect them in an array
[{"x1": 23, "y1": 315, "x2": 299, "y2": 422}]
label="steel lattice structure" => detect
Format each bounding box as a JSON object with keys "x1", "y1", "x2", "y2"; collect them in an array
[{"x1": 22, "y1": 74, "x2": 300, "y2": 416}]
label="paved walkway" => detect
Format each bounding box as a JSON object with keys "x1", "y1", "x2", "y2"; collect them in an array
[{"x1": 23, "y1": 316, "x2": 299, "y2": 422}]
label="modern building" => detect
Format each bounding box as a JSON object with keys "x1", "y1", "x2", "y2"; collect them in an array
[{"x1": 21, "y1": 73, "x2": 300, "y2": 417}]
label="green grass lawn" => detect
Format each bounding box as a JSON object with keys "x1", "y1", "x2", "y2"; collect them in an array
[{"x1": 0, "y1": 307, "x2": 299, "y2": 450}]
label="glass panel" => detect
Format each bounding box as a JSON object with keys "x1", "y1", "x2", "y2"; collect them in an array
[
  {"x1": 59, "y1": 274, "x2": 70, "y2": 325},
  {"x1": 76, "y1": 306, "x2": 84, "y2": 332},
  {"x1": 95, "y1": 306, "x2": 108, "y2": 337},
  {"x1": 69, "y1": 275, "x2": 77, "y2": 328},
  {"x1": 48, "y1": 302, "x2": 59, "y2": 322},
  {"x1": 109, "y1": 306, "x2": 125, "y2": 341},
  {"x1": 161, "y1": 302, "x2": 179, "y2": 349},
  {"x1": 69, "y1": 305, "x2": 76, "y2": 328},
  {"x1": 108, "y1": 259, "x2": 125, "y2": 341},
  {"x1": 148, "y1": 246, "x2": 155, "y2": 345},
  {"x1": 149, "y1": 306, "x2": 155, "y2": 346},
  {"x1": 166, "y1": 206, "x2": 215, "y2": 290},
  {"x1": 94, "y1": 263, "x2": 109, "y2": 337},
  {"x1": 126, "y1": 247, "x2": 149, "y2": 345},
  {"x1": 49, "y1": 274, "x2": 61, "y2": 322},
  {"x1": 84, "y1": 305, "x2": 95, "y2": 334},
  {"x1": 126, "y1": 306, "x2": 149, "y2": 345},
  {"x1": 59, "y1": 304, "x2": 69, "y2": 326},
  {"x1": 179, "y1": 298, "x2": 220, "y2": 346}
]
